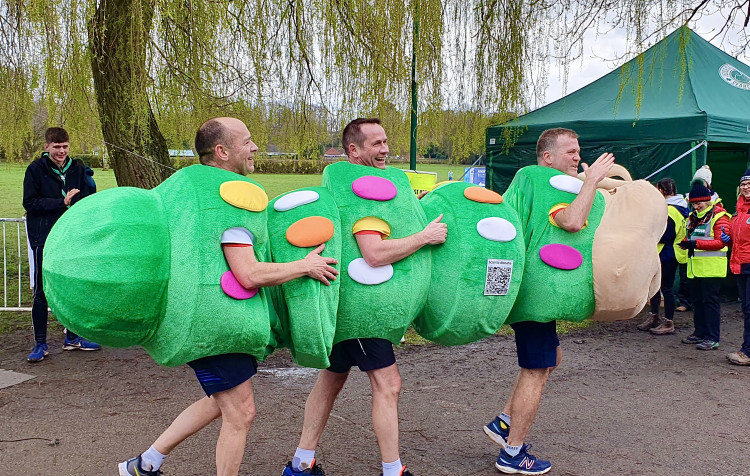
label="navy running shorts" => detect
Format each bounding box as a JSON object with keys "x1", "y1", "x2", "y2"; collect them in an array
[
  {"x1": 327, "y1": 338, "x2": 396, "y2": 373},
  {"x1": 510, "y1": 320, "x2": 560, "y2": 369},
  {"x1": 187, "y1": 353, "x2": 258, "y2": 397}
]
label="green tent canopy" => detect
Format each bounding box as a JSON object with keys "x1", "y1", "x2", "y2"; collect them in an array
[{"x1": 487, "y1": 26, "x2": 750, "y2": 212}]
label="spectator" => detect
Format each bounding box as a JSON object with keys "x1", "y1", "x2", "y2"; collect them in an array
[
  {"x1": 726, "y1": 169, "x2": 750, "y2": 365},
  {"x1": 678, "y1": 182, "x2": 730, "y2": 350},
  {"x1": 638, "y1": 178, "x2": 689, "y2": 334},
  {"x1": 23, "y1": 127, "x2": 100, "y2": 362}
]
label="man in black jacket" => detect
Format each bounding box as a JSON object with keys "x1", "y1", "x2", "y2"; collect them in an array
[{"x1": 23, "y1": 127, "x2": 100, "y2": 362}]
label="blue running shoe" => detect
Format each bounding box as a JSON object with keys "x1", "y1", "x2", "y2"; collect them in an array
[
  {"x1": 282, "y1": 459, "x2": 326, "y2": 475},
  {"x1": 62, "y1": 336, "x2": 101, "y2": 351},
  {"x1": 118, "y1": 455, "x2": 162, "y2": 476},
  {"x1": 28, "y1": 342, "x2": 49, "y2": 363},
  {"x1": 484, "y1": 416, "x2": 510, "y2": 446},
  {"x1": 696, "y1": 339, "x2": 719, "y2": 350},
  {"x1": 495, "y1": 444, "x2": 551, "y2": 475}
]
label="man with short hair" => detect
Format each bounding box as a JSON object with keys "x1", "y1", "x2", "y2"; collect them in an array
[
  {"x1": 23, "y1": 127, "x2": 100, "y2": 362},
  {"x1": 483, "y1": 128, "x2": 614, "y2": 474},
  {"x1": 282, "y1": 118, "x2": 447, "y2": 476},
  {"x1": 119, "y1": 117, "x2": 339, "y2": 476}
]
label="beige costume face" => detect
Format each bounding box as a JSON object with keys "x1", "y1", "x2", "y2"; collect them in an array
[
  {"x1": 543, "y1": 134, "x2": 581, "y2": 177},
  {"x1": 347, "y1": 123, "x2": 389, "y2": 170}
]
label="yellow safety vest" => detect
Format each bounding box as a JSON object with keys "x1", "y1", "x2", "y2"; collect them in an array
[
  {"x1": 664, "y1": 206, "x2": 688, "y2": 263},
  {"x1": 686, "y1": 209, "x2": 729, "y2": 278}
]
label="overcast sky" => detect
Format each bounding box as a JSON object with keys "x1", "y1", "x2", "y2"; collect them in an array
[{"x1": 543, "y1": 12, "x2": 750, "y2": 107}]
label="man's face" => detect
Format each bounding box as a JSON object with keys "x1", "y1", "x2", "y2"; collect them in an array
[
  {"x1": 544, "y1": 134, "x2": 581, "y2": 177},
  {"x1": 222, "y1": 119, "x2": 258, "y2": 175},
  {"x1": 348, "y1": 123, "x2": 389, "y2": 169},
  {"x1": 44, "y1": 141, "x2": 70, "y2": 167}
]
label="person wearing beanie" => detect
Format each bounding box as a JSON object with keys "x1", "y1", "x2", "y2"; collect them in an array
[
  {"x1": 689, "y1": 165, "x2": 720, "y2": 203},
  {"x1": 677, "y1": 181, "x2": 731, "y2": 350},
  {"x1": 638, "y1": 178, "x2": 689, "y2": 334},
  {"x1": 725, "y1": 168, "x2": 750, "y2": 365}
]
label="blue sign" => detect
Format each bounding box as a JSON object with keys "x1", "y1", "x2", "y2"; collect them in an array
[{"x1": 464, "y1": 166, "x2": 486, "y2": 187}]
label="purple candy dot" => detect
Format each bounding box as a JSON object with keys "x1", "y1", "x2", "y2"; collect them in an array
[
  {"x1": 539, "y1": 244, "x2": 583, "y2": 270},
  {"x1": 221, "y1": 271, "x2": 258, "y2": 300},
  {"x1": 351, "y1": 176, "x2": 397, "y2": 201}
]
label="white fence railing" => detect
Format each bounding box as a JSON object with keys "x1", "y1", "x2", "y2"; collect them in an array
[{"x1": 1, "y1": 218, "x2": 32, "y2": 312}]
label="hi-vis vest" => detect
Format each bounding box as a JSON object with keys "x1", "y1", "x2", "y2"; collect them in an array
[
  {"x1": 686, "y1": 209, "x2": 729, "y2": 278},
  {"x1": 661, "y1": 205, "x2": 688, "y2": 263}
]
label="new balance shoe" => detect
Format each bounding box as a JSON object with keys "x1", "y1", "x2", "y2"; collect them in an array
[
  {"x1": 681, "y1": 333, "x2": 703, "y2": 344},
  {"x1": 62, "y1": 336, "x2": 101, "y2": 351},
  {"x1": 484, "y1": 416, "x2": 510, "y2": 446},
  {"x1": 118, "y1": 455, "x2": 163, "y2": 476},
  {"x1": 282, "y1": 460, "x2": 326, "y2": 475},
  {"x1": 696, "y1": 339, "x2": 719, "y2": 350},
  {"x1": 495, "y1": 444, "x2": 551, "y2": 475},
  {"x1": 28, "y1": 342, "x2": 49, "y2": 363},
  {"x1": 379, "y1": 466, "x2": 413, "y2": 476}
]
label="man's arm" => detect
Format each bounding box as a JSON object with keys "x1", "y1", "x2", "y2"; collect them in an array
[
  {"x1": 224, "y1": 243, "x2": 339, "y2": 288},
  {"x1": 553, "y1": 153, "x2": 614, "y2": 233},
  {"x1": 355, "y1": 214, "x2": 447, "y2": 267}
]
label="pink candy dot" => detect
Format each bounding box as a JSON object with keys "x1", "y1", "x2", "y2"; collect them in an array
[
  {"x1": 539, "y1": 244, "x2": 583, "y2": 270},
  {"x1": 220, "y1": 270, "x2": 258, "y2": 300},
  {"x1": 351, "y1": 176, "x2": 397, "y2": 201}
]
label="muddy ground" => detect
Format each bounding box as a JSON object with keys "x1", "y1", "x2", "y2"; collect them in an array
[{"x1": 1, "y1": 305, "x2": 748, "y2": 476}]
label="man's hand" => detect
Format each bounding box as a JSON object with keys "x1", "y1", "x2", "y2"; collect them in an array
[
  {"x1": 580, "y1": 152, "x2": 615, "y2": 186},
  {"x1": 303, "y1": 243, "x2": 339, "y2": 285},
  {"x1": 63, "y1": 188, "x2": 80, "y2": 206},
  {"x1": 421, "y1": 214, "x2": 447, "y2": 245}
]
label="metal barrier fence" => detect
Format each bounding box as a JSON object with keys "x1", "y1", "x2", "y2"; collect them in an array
[{"x1": 1, "y1": 218, "x2": 32, "y2": 311}]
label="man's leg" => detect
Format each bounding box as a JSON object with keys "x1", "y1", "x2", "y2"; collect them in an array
[
  {"x1": 153, "y1": 397, "x2": 222, "y2": 455},
  {"x1": 30, "y1": 245, "x2": 48, "y2": 344},
  {"x1": 298, "y1": 369, "x2": 349, "y2": 451},
  {"x1": 367, "y1": 363, "x2": 402, "y2": 463},
  {"x1": 211, "y1": 379, "x2": 256, "y2": 476}
]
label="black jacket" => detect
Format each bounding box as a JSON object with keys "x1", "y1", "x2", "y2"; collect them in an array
[{"x1": 23, "y1": 153, "x2": 95, "y2": 246}]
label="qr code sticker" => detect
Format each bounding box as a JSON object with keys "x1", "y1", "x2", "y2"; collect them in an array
[{"x1": 484, "y1": 259, "x2": 513, "y2": 296}]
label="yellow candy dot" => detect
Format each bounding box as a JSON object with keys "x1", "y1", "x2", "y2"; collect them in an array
[{"x1": 220, "y1": 181, "x2": 269, "y2": 212}]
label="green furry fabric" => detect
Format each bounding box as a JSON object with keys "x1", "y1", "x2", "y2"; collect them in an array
[
  {"x1": 322, "y1": 162, "x2": 430, "y2": 345},
  {"x1": 267, "y1": 187, "x2": 341, "y2": 369},
  {"x1": 414, "y1": 182, "x2": 525, "y2": 345},
  {"x1": 504, "y1": 165, "x2": 605, "y2": 324},
  {"x1": 44, "y1": 165, "x2": 278, "y2": 367}
]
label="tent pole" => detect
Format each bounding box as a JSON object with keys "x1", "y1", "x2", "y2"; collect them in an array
[{"x1": 644, "y1": 141, "x2": 707, "y2": 180}]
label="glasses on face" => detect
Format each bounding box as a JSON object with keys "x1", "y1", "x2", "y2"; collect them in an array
[{"x1": 740, "y1": 182, "x2": 750, "y2": 188}]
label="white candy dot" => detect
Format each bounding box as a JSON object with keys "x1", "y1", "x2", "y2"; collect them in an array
[
  {"x1": 476, "y1": 217, "x2": 517, "y2": 242},
  {"x1": 273, "y1": 190, "x2": 320, "y2": 211},
  {"x1": 549, "y1": 175, "x2": 583, "y2": 194},
  {"x1": 347, "y1": 258, "x2": 394, "y2": 285}
]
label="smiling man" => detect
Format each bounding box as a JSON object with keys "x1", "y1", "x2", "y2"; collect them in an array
[
  {"x1": 23, "y1": 127, "x2": 100, "y2": 363},
  {"x1": 483, "y1": 128, "x2": 614, "y2": 474},
  {"x1": 282, "y1": 118, "x2": 447, "y2": 476}
]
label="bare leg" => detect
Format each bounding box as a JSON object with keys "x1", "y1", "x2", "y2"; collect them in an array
[
  {"x1": 153, "y1": 397, "x2": 222, "y2": 455},
  {"x1": 298, "y1": 370, "x2": 349, "y2": 450},
  {"x1": 211, "y1": 379, "x2": 256, "y2": 476},
  {"x1": 506, "y1": 347, "x2": 561, "y2": 447},
  {"x1": 367, "y1": 364, "x2": 402, "y2": 463},
  {"x1": 503, "y1": 346, "x2": 561, "y2": 416}
]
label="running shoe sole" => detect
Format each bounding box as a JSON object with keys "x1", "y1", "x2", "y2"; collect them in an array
[
  {"x1": 484, "y1": 425, "x2": 507, "y2": 446},
  {"x1": 495, "y1": 461, "x2": 551, "y2": 475}
]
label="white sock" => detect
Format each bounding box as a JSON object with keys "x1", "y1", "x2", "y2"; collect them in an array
[
  {"x1": 500, "y1": 412, "x2": 511, "y2": 426},
  {"x1": 505, "y1": 443, "x2": 522, "y2": 457},
  {"x1": 140, "y1": 445, "x2": 166, "y2": 471},
  {"x1": 292, "y1": 447, "x2": 316, "y2": 471},
  {"x1": 382, "y1": 458, "x2": 404, "y2": 476}
]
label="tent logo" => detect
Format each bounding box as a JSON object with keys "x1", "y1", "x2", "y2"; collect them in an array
[{"x1": 719, "y1": 64, "x2": 750, "y2": 90}]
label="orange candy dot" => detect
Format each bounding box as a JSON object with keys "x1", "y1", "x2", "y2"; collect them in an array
[
  {"x1": 286, "y1": 216, "x2": 335, "y2": 248},
  {"x1": 463, "y1": 187, "x2": 503, "y2": 204}
]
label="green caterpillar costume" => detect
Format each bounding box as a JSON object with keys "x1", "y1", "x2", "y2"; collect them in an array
[{"x1": 44, "y1": 163, "x2": 638, "y2": 370}]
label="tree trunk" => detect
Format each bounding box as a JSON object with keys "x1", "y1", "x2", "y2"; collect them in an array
[{"x1": 88, "y1": 0, "x2": 173, "y2": 188}]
